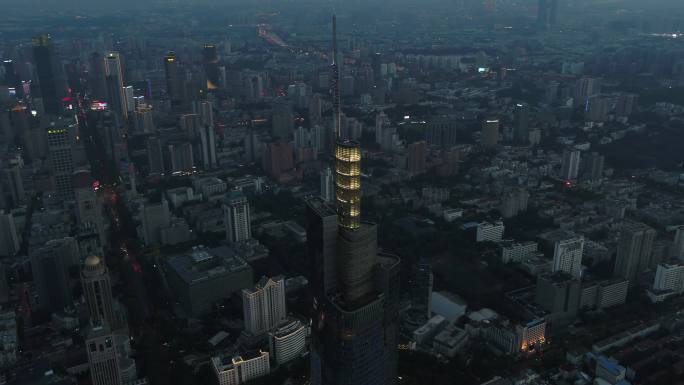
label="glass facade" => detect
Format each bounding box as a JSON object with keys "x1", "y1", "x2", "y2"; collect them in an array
[{"x1": 335, "y1": 140, "x2": 361, "y2": 230}]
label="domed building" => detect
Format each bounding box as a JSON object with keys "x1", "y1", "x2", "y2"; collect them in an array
[{"x1": 81, "y1": 255, "x2": 115, "y2": 329}]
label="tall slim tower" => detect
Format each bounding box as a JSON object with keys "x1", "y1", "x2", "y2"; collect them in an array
[
  {"x1": 47, "y1": 119, "x2": 76, "y2": 200},
  {"x1": 104, "y1": 52, "x2": 128, "y2": 120},
  {"x1": 309, "y1": 17, "x2": 400, "y2": 385},
  {"x1": 330, "y1": 15, "x2": 341, "y2": 138},
  {"x1": 164, "y1": 52, "x2": 182, "y2": 106},
  {"x1": 86, "y1": 323, "x2": 121, "y2": 385},
  {"x1": 203, "y1": 44, "x2": 220, "y2": 90}
]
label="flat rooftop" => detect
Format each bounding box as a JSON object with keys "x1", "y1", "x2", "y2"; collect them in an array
[{"x1": 167, "y1": 246, "x2": 251, "y2": 285}]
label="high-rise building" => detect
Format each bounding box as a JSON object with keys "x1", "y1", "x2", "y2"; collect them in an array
[
  {"x1": 242, "y1": 276, "x2": 287, "y2": 335},
  {"x1": 514, "y1": 104, "x2": 530, "y2": 145},
  {"x1": 146, "y1": 137, "x2": 164, "y2": 175},
  {"x1": 82, "y1": 255, "x2": 117, "y2": 330},
  {"x1": 537, "y1": 0, "x2": 558, "y2": 29},
  {"x1": 585, "y1": 96, "x2": 609, "y2": 122},
  {"x1": 140, "y1": 199, "x2": 171, "y2": 246},
  {"x1": 104, "y1": 52, "x2": 127, "y2": 120},
  {"x1": 163, "y1": 52, "x2": 182, "y2": 106},
  {"x1": 47, "y1": 119, "x2": 76, "y2": 200},
  {"x1": 561, "y1": 149, "x2": 581, "y2": 181},
  {"x1": 32, "y1": 34, "x2": 66, "y2": 115},
  {"x1": 425, "y1": 118, "x2": 458, "y2": 148},
  {"x1": 271, "y1": 102, "x2": 294, "y2": 139},
  {"x1": 652, "y1": 262, "x2": 684, "y2": 295},
  {"x1": 616, "y1": 94, "x2": 637, "y2": 117},
  {"x1": 269, "y1": 319, "x2": 307, "y2": 366},
  {"x1": 223, "y1": 189, "x2": 251, "y2": 243},
  {"x1": 481, "y1": 119, "x2": 499, "y2": 148},
  {"x1": 75, "y1": 185, "x2": 106, "y2": 245},
  {"x1": 203, "y1": 44, "x2": 220, "y2": 90},
  {"x1": 614, "y1": 221, "x2": 657, "y2": 284},
  {"x1": 0, "y1": 211, "x2": 19, "y2": 257},
  {"x1": 407, "y1": 141, "x2": 427, "y2": 176},
  {"x1": 552, "y1": 237, "x2": 585, "y2": 280},
  {"x1": 309, "y1": 17, "x2": 399, "y2": 385},
  {"x1": 410, "y1": 259, "x2": 433, "y2": 320},
  {"x1": 476, "y1": 221, "x2": 505, "y2": 242},
  {"x1": 31, "y1": 237, "x2": 79, "y2": 312},
  {"x1": 535, "y1": 272, "x2": 581, "y2": 324},
  {"x1": 320, "y1": 167, "x2": 335, "y2": 203},
  {"x1": 86, "y1": 323, "x2": 121, "y2": 385},
  {"x1": 672, "y1": 226, "x2": 684, "y2": 259}
]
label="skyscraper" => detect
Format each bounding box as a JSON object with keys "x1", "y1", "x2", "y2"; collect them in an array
[
  {"x1": 552, "y1": 237, "x2": 585, "y2": 280},
  {"x1": 0, "y1": 211, "x2": 19, "y2": 257},
  {"x1": 481, "y1": 119, "x2": 499, "y2": 148},
  {"x1": 242, "y1": 276, "x2": 287, "y2": 335},
  {"x1": 614, "y1": 221, "x2": 657, "y2": 284},
  {"x1": 203, "y1": 44, "x2": 220, "y2": 90},
  {"x1": 407, "y1": 141, "x2": 427, "y2": 176},
  {"x1": 47, "y1": 119, "x2": 76, "y2": 200},
  {"x1": 32, "y1": 34, "x2": 66, "y2": 115},
  {"x1": 164, "y1": 52, "x2": 182, "y2": 106},
  {"x1": 86, "y1": 323, "x2": 121, "y2": 385},
  {"x1": 82, "y1": 255, "x2": 116, "y2": 330},
  {"x1": 104, "y1": 52, "x2": 128, "y2": 120},
  {"x1": 223, "y1": 189, "x2": 251, "y2": 243},
  {"x1": 514, "y1": 104, "x2": 530, "y2": 145},
  {"x1": 309, "y1": 17, "x2": 399, "y2": 385},
  {"x1": 410, "y1": 259, "x2": 434, "y2": 320}
]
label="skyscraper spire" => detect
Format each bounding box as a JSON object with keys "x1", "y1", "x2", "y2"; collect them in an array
[
  {"x1": 332, "y1": 15, "x2": 337, "y2": 65},
  {"x1": 330, "y1": 15, "x2": 341, "y2": 139}
]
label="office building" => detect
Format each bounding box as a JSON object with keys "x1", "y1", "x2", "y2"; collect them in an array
[
  {"x1": 223, "y1": 189, "x2": 251, "y2": 243},
  {"x1": 165, "y1": 246, "x2": 253, "y2": 316},
  {"x1": 269, "y1": 319, "x2": 307, "y2": 366},
  {"x1": 410, "y1": 259, "x2": 433, "y2": 319},
  {"x1": 271, "y1": 102, "x2": 294, "y2": 139},
  {"x1": 31, "y1": 237, "x2": 79, "y2": 312},
  {"x1": 481, "y1": 119, "x2": 499, "y2": 148},
  {"x1": 242, "y1": 276, "x2": 287, "y2": 335},
  {"x1": 614, "y1": 221, "x2": 656, "y2": 283},
  {"x1": 86, "y1": 324, "x2": 121, "y2": 385},
  {"x1": 517, "y1": 319, "x2": 546, "y2": 351},
  {"x1": 500, "y1": 188, "x2": 529, "y2": 218},
  {"x1": 476, "y1": 221, "x2": 505, "y2": 242},
  {"x1": 104, "y1": 52, "x2": 128, "y2": 120},
  {"x1": 552, "y1": 237, "x2": 584, "y2": 280},
  {"x1": 132, "y1": 106, "x2": 154, "y2": 133},
  {"x1": 561, "y1": 149, "x2": 581, "y2": 181},
  {"x1": 513, "y1": 104, "x2": 529, "y2": 145},
  {"x1": 82, "y1": 255, "x2": 116, "y2": 330},
  {"x1": 199, "y1": 123, "x2": 217, "y2": 170},
  {"x1": 0, "y1": 211, "x2": 19, "y2": 257},
  {"x1": 140, "y1": 199, "x2": 170, "y2": 246},
  {"x1": 212, "y1": 350, "x2": 270, "y2": 385},
  {"x1": 320, "y1": 167, "x2": 335, "y2": 203},
  {"x1": 32, "y1": 34, "x2": 66, "y2": 115},
  {"x1": 47, "y1": 119, "x2": 76, "y2": 200},
  {"x1": 407, "y1": 141, "x2": 427, "y2": 176},
  {"x1": 166, "y1": 142, "x2": 195, "y2": 173}
]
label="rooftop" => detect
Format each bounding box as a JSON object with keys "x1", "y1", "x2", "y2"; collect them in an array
[{"x1": 167, "y1": 246, "x2": 251, "y2": 285}]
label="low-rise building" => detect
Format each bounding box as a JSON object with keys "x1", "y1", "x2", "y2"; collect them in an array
[{"x1": 212, "y1": 350, "x2": 270, "y2": 385}]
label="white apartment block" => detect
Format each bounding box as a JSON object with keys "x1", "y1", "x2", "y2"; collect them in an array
[
  {"x1": 476, "y1": 221, "x2": 504, "y2": 242},
  {"x1": 552, "y1": 237, "x2": 584, "y2": 280}
]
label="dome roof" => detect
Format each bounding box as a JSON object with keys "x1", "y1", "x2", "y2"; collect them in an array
[{"x1": 85, "y1": 255, "x2": 102, "y2": 267}]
